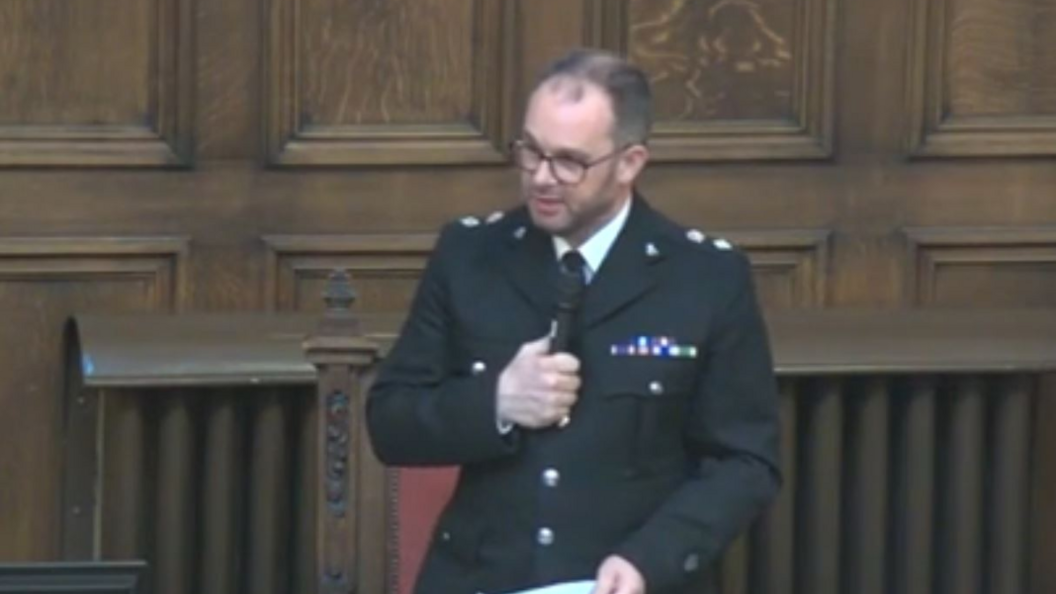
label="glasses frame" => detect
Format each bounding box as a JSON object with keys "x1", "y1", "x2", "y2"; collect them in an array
[{"x1": 509, "y1": 139, "x2": 629, "y2": 185}]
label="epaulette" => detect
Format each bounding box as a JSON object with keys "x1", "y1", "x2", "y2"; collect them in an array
[
  {"x1": 684, "y1": 228, "x2": 735, "y2": 251},
  {"x1": 456, "y1": 210, "x2": 506, "y2": 229}
]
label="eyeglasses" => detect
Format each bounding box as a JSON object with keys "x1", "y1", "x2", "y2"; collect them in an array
[{"x1": 509, "y1": 140, "x2": 627, "y2": 185}]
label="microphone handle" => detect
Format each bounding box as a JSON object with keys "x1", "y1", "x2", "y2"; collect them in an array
[{"x1": 549, "y1": 308, "x2": 575, "y2": 354}]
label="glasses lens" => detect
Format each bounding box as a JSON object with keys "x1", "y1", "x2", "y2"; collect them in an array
[
  {"x1": 550, "y1": 157, "x2": 585, "y2": 184},
  {"x1": 514, "y1": 144, "x2": 541, "y2": 171}
]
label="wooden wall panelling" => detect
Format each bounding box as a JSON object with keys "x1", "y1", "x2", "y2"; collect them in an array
[
  {"x1": 724, "y1": 229, "x2": 831, "y2": 308},
  {"x1": 263, "y1": 228, "x2": 829, "y2": 312},
  {"x1": 589, "y1": 0, "x2": 836, "y2": 161},
  {"x1": 905, "y1": 227, "x2": 1056, "y2": 306},
  {"x1": 0, "y1": 237, "x2": 189, "y2": 560},
  {"x1": 905, "y1": 0, "x2": 1056, "y2": 157},
  {"x1": 0, "y1": 0, "x2": 194, "y2": 166},
  {"x1": 264, "y1": 0, "x2": 516, "y2": 165},
  {"x1": 262, "y1": 234, "x2": 437, "y2": 312}
]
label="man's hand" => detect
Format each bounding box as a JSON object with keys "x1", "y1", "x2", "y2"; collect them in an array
[
  {"x1": 496, "y1": 336, "x2": 580, "y2": 429},
  {"x1": 592, "y1": 555, "x2": 645, "y2": 594}
]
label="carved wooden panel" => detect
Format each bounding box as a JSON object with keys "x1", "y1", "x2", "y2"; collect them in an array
[
  {"x1": 263, "y1": 229, "x2": 827, "y2": 313},
  {"x1": 590, "y1": 0, "x2": 836, "y2": 160},
  {"x1": 905, "y1": 0, "x2": 1056, "y2": 156},
  {"x1": 725, "y1": 229, "x2": 831, "y2": 308},
  {"x1": 265, "y1": 0, "x2": 514, "y2": 166},
  {"x1": 906, "y1": 228, "x2": 1056, "y2": 306},
  {"x1": 263, "y1": 235, "x2": 437, "y2": 311},
  {"x1": 0, "y1": 0, "x2": 194, "y2": 166},
  {"x1": 0, "y1": 238, "x2": 187, "y2": 559}
]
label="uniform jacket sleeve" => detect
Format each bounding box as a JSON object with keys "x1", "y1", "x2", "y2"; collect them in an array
[
  {"x1": 365, "y1": 223, "x2": 520, "y2": 466},
  {"x1": 614, "y1": 251, "x2": 782, "y2": 592}
]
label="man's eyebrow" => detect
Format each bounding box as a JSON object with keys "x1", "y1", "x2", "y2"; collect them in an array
[{"x1": 521, "y1": 131, "x2": 591, "y2": 161}]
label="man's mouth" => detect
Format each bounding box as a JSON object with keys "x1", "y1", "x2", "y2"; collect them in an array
[{"x1": 531, "y1": 195, "x2": 564, "y2": 216}]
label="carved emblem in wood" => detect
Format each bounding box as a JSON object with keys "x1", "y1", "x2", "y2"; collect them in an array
[{"x1": 325, "y1": 390, "x2": 351, "y2": 518}]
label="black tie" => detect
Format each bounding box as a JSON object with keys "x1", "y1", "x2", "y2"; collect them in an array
[
  {"x1": 550, "y1": 250, "x2": 587, "y2": 355},
  {"x1": 560, "y1": 250, "x2": 588, "y2": 286}
]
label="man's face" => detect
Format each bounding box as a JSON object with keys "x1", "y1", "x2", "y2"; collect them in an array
[{"x1": 518, "y1": 80, "x2": 644, "y2": 246}]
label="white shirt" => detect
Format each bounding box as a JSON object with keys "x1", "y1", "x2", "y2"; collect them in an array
[{"x1": 551, "y1": 195, "x2": 632, "y2": 282}]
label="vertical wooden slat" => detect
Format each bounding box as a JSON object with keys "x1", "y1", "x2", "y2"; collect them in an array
[
  {"x1": 248, "y1": 391, "x2": 291, "y2": 594},
  {"x1": 155, "y1": 393, "x2": 196, "y2": 594},
  {"x1": 844, "y1": 377, "x2": 890, "y2": 594},
  {"x1": 201, "y1": 392, "x2": 242, "y2": 594},
  {"x1": 988, "y1": 375, "x2": 1031, "y2": 594},
  {"x1": 893, "y1": 377, "x2": 936, "y2": 594},
  {"x1": 938, "y1": 376, "x2": 985, "y2": 594},
  {"x1": 102, "y1": 391, "x2": 147, "y2": 559},
  {"x1": 294, "y1": 387, "x2": 319, "y2": 594},
  {"x1": 356, "y1": 367, "x2": 390, "y2": 594},
  {"x1": 1030, "y1": 374, "x2": 1056, "y2": 594},
  {"x1": 750, "y1": 378, "x2": 796, "y2": 594},
  {"x1": 720, "y1": 534, "x2": 748, "y2": 594},
  {"x1": 61, "y1": 366, "x2": 99, "y2": 559},
  {"x1": 797, "y1": 378, "x2": 843, "y2": 594}
]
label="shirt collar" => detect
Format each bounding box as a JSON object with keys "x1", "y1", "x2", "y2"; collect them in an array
[{"x1": 552, "y1": 195, "x2": 632, "y2": 278}]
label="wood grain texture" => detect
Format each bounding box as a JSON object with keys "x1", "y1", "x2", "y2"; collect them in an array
[
  {"x1": 301, "y1": 0, "x2": 473, "y2": 126},
  {"x1": 946, "y1": 0, "x2": 1056, "y2": 117},
  {"x1": 266, "y1": 0, "x2": 514, "y2": 165},
  {"x1": 0, "y1": 0, "x2": 194, "y2": 165},
  {"x1": 0, "y1": 0, "x2": 149, "y2": 126},
  {"x1": 593, "y1": 0, "x2": 836, "y2": 160},
  {"x1": 905, "y1": 0, "x2": 1056, "y2": 156}
]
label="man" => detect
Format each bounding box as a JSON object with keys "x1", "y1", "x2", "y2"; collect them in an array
[{"x1": 366, "y1": 49, "x2": 780, "y2": 594}]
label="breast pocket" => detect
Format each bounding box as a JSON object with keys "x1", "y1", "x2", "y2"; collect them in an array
[{"x1": 598, "y1": 359, "x2": 697, "y2": 476}]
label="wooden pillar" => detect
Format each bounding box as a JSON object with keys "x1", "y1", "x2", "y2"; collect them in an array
[{"x1": 303, "y1": 271, "x2": 381, "y2": 594}]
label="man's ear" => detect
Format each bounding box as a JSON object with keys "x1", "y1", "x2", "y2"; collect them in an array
[{"x1": 617, "y1": 145, "x2": 650, "y2": 185}]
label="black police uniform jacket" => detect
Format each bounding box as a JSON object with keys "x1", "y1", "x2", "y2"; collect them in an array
[{"x1": 367, "y1": 196, "x2": 781, "y2": 594}]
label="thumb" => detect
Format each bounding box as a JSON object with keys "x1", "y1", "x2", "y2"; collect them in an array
[
  {"x1": 591, "y1": 565, "x2": 618, "y2": 594},
  {"x1": 520, "y1": 333, "x2": 552, "y2": 356}
]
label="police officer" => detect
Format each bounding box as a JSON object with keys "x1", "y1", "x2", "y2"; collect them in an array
[{"x1": 366, "y1": 49, "x2": 781, "y2": 594}]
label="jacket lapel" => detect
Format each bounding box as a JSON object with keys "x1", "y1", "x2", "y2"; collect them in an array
[
  {"x1": 581, "y1": 197, "x2": 665, "y2": 329},
  {"x1": 494, "y1": 212, "x2": 558, "y2": 317}
]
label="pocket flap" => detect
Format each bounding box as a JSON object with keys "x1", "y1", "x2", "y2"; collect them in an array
[{"x1": 597, "y1": 358, "x2": 696, "y2": 398}]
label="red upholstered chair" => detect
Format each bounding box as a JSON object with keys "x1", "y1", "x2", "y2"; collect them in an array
[{"x1": 394, "y1": 467, "x2": 459, "y2": 594}]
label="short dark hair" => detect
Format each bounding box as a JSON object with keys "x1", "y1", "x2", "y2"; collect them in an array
[{"x1": 532, "y1": 49, "x2": 653, "y2": 145}]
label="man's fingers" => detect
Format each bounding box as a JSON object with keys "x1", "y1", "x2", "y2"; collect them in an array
[
  {"x1": 543, "y1": 353, "x2": 580, "y2": 374},
  {"x1": 546, "y1": 389, "x2": 577, "y2": 410},
  {"x1": 592, "y1": 556, "x2": 643, "y2": 594},
  {"x1": 544, "y1": 373, "x2": 580, "y2": 393}
]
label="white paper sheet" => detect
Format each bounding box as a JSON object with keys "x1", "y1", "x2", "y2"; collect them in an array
[{"x1": 499, "y1": 580, "x2": 596, "y2": 594}]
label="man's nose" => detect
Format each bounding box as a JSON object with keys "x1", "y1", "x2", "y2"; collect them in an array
[{"x1": 532, "y1": 159, "x2": 557, "y2": 185}]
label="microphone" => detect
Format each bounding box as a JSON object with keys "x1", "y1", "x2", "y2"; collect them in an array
[
  {"x1": 550, "y1": 251, "x2": 587, "y2": 355},
  {"x1": 550, "y1": 251, "x2": 587, "y2": 428}
]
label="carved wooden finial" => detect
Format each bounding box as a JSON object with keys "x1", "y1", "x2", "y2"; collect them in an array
[
  {"x1": 322, "y1": 270, "x2": 356, "y2": 313},
  {"x1": 314, "y1": 269, "x2": 361, "y2": 338}
]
